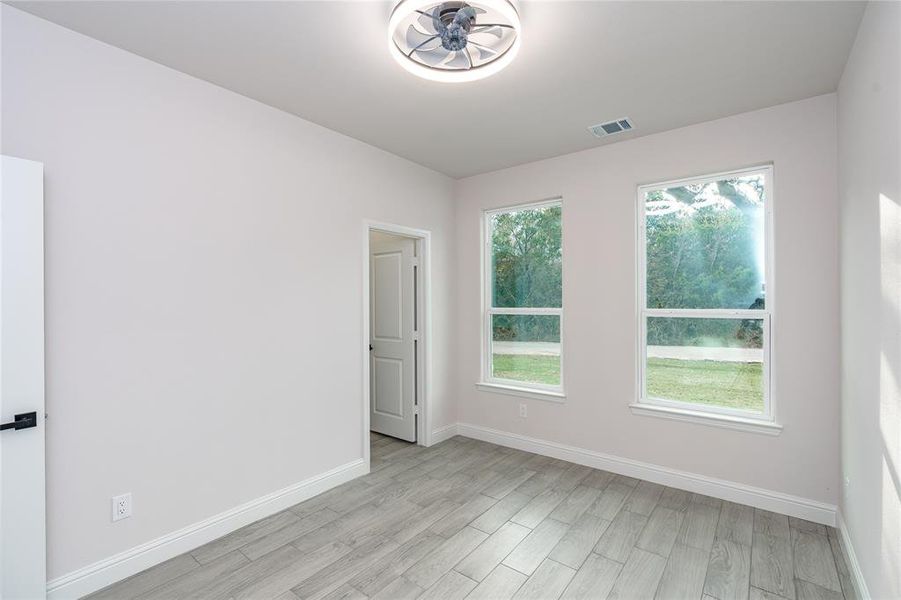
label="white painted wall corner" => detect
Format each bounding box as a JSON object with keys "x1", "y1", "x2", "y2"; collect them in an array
[
  {"x1": 454, "y1": 422, "x2": 838, "y2": 526},
  {"x1": 46, "y1": 459, "x2": 367, "y2": 600},
  {"x1": 836, "y1": 510, "x2": 871, "y2": 600},
  {"x1": 430, "y1": 424, "x2": 460, "y2": 445}
]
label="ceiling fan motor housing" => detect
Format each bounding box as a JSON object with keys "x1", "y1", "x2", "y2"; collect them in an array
[{"x1": 438, "y1": 1, "x2": 474, "y2": 27}]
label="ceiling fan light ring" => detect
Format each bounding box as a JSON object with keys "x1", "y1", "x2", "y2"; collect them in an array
[{"x1": 388, "y1": 0, "x2": 521, "y2": 83}]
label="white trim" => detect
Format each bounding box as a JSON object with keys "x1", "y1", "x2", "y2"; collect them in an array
[
  {"x1": 46, "y1": 459, "x2": 367, "y2": 600},
  {"x1": 483, "y1": 197, "x2": 563, "y2": 217},
  {"x1": 836, "y1": 510, "x2": 871, "y2": 600},
  {"x1": 430, "y1": 423, "x2": 460, "y2": 445},
  {"x1": 644, "y1": 308, "x2": 766, "y2": 318},
  {"x1": 481, "y1": 199, "x2": 565, "y2": 396},
  {"x1": 629, "y1": 402, "x2": 782, "y2": 435},
  {"x1": 363, "y1": 220, "x2": 433, "y2": 449},
  {"x1": 486, "y1": 307, "x2": 562, "y2": 316},
  {"x1": 637, "y1": 164, "x2": 777, "y2": 193},
  {"x1": 455, "y1": 422, "x2": 836, "y2": 526},
  {"x1": 636, "y1": 165, "x2": 776, "y2": 424},
  {"x1": 475, "y1": 382, "x2": 566, "y2": 403}
]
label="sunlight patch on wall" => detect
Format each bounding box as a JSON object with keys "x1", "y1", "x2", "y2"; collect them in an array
[{"x1": 879, "y1": 191, "x2": 901, "y2": 597}]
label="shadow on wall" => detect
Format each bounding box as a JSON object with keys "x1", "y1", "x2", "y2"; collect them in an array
[{"x1": 878, "y1": 191, "x2": 901, "y2": 594}]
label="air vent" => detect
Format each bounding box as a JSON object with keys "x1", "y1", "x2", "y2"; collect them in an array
[{"x1": 588, "y1": 118, "x2": 634, "y2": 138}]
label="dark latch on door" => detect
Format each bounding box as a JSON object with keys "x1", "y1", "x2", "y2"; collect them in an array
[{"x1": 0, "y1": 411, "x2": 37, "y2": 432}]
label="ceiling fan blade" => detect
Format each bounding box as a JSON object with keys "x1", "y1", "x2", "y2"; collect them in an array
[
  {"x1": 470, "y1": 27, "x2": 503, "y2": 40},
  {"x1": 416, "y1": 38, "x2": 442, "y2": 53},
  {"x1": 406, "y1": 25, "x2": 439, "y2": 51},
  {"x1": 414, "y1": 47, "x2": 451, "y2": 66},
  {"x1": 468, "y1": 40, "x2": 498, "y2": 61},
  {"x1": 465, "y1": 47, "x2": 475, "y2": 68},
  {"x1": 416, "y1": 7, "x2": 444, "y2": 34},
  {"x1": 444, "y1": 50, "x2": 470, "y2": 69},
  {"x1": 471, "y1": 23, "x2": 514, "y2": 35}
]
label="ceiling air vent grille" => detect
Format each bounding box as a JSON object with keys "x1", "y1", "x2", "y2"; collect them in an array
[{"x1": 588, "y1": 118, "x2": 634, "y2": 138}]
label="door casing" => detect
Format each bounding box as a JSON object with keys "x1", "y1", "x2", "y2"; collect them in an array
[{"x1": 362, "y1": 221, "x2": 431, "y2": 468}]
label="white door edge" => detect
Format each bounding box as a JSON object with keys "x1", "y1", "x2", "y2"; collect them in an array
[{"x1": 0, "y1": 155, "x2": 47, "y2": 599}]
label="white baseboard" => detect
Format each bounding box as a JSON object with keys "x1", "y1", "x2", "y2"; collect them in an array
[
  {"x1": 456, "y1": 422, "x2": 837, "y2": 526},
  {"x1": 430, "y1": 423, "x2": 460, "y2": 445},
  {"x1": 47, "y1": 459, "x2": 368, "y2": 600},
  {"x1": 50, "y1": 425, "x2": 843, "y2": 599},
  {"x1": 836, "y1": 510, "x2": 871, "y2": 599}
]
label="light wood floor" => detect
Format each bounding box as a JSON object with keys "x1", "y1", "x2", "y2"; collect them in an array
[{"x1": 87, "y1": 433, "x2": 856, "y2": 600}]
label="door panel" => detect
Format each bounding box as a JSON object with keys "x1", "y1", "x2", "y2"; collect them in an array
[
  {"x1": 372, "y1": 253, "x2": 403, "y2": 341},
  {"x1": 0, "y1": 156, "x2": 46, "y2": 599},
  {"x1": 369, "y1": 235, "x2": 416, "y2": 442},
  {"x1": 373, "y1": 357, "x2": 404, "y2": 417}
]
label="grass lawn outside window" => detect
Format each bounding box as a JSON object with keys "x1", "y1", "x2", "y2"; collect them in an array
[
  {"x1": 493, "y1": 353, "x2": 763, "y2": 412},
  {"x1": 645, "y1": 357, "x2": 763, "y2": 412}
]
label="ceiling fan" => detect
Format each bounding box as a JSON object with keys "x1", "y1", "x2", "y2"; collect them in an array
[{"x1": 388, "y1": 0, "x2": 521, "y2": 82}]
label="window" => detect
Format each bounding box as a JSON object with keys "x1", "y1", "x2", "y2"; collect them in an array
[
  {"x1": 480, "y1": 200, "x2": 563, "y2": 399},
  {"x1": 636, "y1": 166, "x2": 776, "y2": 430}
]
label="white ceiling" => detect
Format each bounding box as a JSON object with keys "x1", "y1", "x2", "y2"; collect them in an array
[{"x1": 11, "y1": 1, "x2": 865, "y2": 178}]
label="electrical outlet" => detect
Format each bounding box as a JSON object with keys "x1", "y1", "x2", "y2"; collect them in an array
[
  {"x1": 112, "y1": 493, "x2": 132, "y2": 522},
  {"x1": 519, "y1": 403, "x2": 527, "y2": 418}
]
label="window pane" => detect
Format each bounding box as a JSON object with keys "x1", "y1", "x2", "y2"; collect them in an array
[
  {"x1": 645, "y1": 175, "x2": 766, "y2": 310},
  {"x1": 646, "y1": 317, "x2": 763, "y2": 412},
  {"x1": 492, "y1": 314, "x2": 560, "y2": 386},
  {"x1": 491, "y1": 204, "x2": 562, "y2": 308}
]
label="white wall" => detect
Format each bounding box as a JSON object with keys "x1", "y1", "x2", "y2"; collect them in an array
[
  {"x1": 1, "y1": 6, "x2": 456, "y2": 580},
  {"x1": 1, "y1": 2, "x2": 872, "y2": 589},
  {"x1": 454, "y1": 94, "x2": 840, "y2": 506},
  {"x1": 837, "y1": 1, "x2": 901, "y2": 597}
]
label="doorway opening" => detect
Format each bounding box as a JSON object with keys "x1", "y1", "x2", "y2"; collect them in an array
[{"x1": 362, "y1": 222, "x2": 431, "y2": 468}]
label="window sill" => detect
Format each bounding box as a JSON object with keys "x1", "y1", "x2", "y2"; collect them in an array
[
  {"x1": 476, "y1": 382, "x2": 566, "y2": 403},
  {"x1": 629, "y1": 402, "x2": 782, "y2": 436}
]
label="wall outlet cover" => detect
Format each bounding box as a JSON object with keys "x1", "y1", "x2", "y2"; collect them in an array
[{"x1": 112, "y1": 493, "x2": 132, "y2": 522}]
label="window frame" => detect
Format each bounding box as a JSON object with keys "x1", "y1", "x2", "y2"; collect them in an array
[
  {"x1": 635, "y1": 165, "x2": 777, "y2": 430},
  {"x1": 480, "y1": 198, "x2": 565, "y2": 400}
]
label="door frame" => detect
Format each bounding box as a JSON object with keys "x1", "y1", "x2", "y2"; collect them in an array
[{"x1": 362, "y1": 220, "x2": 432, "y2": 468}]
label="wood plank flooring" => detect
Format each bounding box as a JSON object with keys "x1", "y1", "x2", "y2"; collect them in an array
[{"x1": 87, "y1": 433, "x2": 853, "y2": 600}]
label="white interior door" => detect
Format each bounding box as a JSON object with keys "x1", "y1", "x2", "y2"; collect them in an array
[
  {"x1": 0, "y1": 156, "x2": 46, "y2": 599},
  {"x1": 370, "y1": 235, "x2": 417, "y2": 442}
]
